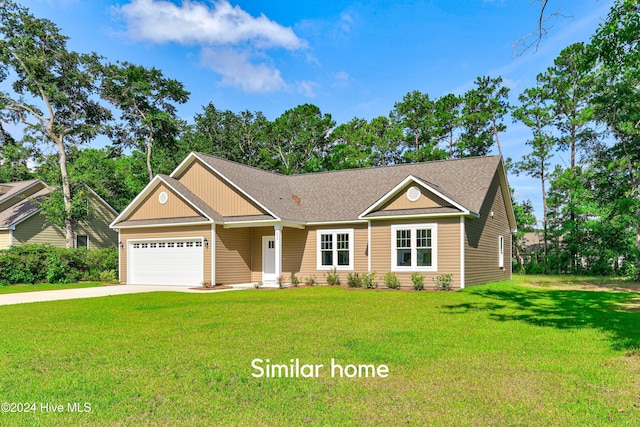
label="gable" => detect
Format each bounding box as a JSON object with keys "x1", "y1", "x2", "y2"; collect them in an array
[
  {"x1": 174, "y1": 159, "x2": 266, "y2": 218},
  {"x1": 379, "y1": 184, "x2": 455, "y2": 211},
  {"x1": 127, "y1": 182, "x2": 204, "y2": 221}
]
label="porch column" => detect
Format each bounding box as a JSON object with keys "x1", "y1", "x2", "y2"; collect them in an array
[{"x1": 274, "y1": 224, "x2": 283, "y2": 281}]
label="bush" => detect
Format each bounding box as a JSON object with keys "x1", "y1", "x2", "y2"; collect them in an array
[
  {"x1": 410, "y1": 272, "x2": 425, "y2": 291},
  {"x1": 363, "y1": 272, "x2": 378, "y2": 289},
  {"x1": 290, "y1": 272, "x2": 300, "y2": 287},
  {"x1": 433, "y1": 273, "x2": 453, "y2": 291},
  {"x1": 324, "y1": 268, "x2": 341, "y2": 286},
  {"x1": 304, "y1": 276, "x2": 317, "y2": 286},
  {"x1": 346, "y1": 272, "x2": 363, "y2": 288},
  {"x1": 383, "y1": 272, "x2": 401, "y2": 289},
  {"x1": 0, "y1": 244, "x2": 118, "y2": 285}
]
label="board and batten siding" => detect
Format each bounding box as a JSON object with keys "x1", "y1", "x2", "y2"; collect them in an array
[
  {"x1": 464, "y1": 171, "x2": 512, "y2": 285},
  {"x1": 215, "y1": 225, "x2": 251, "y2": 285},
  {"x1": 380, "y1": 186, "x2": 451, "y2": 211},
  {"x1": 370, "y1": 217, "x2": 462, "y2": 289},
  {"x1": 119, "y1": 225, "x2": 212, "y2": 285},
  {"x1": 127, "y1": 183, "x2": 203, "y2": 221},
  {"x1": 174, "y1": 160, "x2": 265, "y2": 217}
]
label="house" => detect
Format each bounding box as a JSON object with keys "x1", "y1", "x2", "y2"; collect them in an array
[
  {"x1": 111, "y1": 153, "x2": 516, "y2": 289},
  {"x1": 0, "y1": 179, "x2": 118, "y2": 249}
]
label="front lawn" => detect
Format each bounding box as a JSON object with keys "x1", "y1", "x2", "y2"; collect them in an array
[
  {"x1": 0, "y1": 282, "x2": 108, "y2": 295},
  {"x1": 0, "y1": 280, "x2": 638, "y2": 426}
]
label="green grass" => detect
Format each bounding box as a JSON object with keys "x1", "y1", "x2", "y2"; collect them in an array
[
  {"x1": 0, "y1": 279, "x2": 639, "y2": 426},
  {"x1": 0, "y1": 282, "x2": 107, "y2": 294}
]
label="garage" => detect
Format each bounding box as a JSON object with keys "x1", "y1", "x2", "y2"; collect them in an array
[{"x1": 128, "y1": 238, "x2": 204, "y2": 286}]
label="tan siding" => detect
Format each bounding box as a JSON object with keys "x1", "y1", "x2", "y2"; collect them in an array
[
  {"x1": 176, "y1": 160, "x2": 264, "y2": 217},
  {"x1": 464, "y1": 172, "x2": 512, "y2": 285},
  {"x1": 249, "y1": 224, "x2": 368, "y2": 284},
  {"x1": 381, "y1": 186, "x2": 451, "y2": 211},
  {"x1": 0, "y1": 230, "x2": 11, "y2": 249},
  {"x1": 120, "y1": 225, "x2": 212, "y2": 285},
  {"x1": 370, "y1": 218, "x2": 462, "y2": 289},
  {"x1": 128, "y1": 183, "x2": 202, "y2": 221},
  {"x1": 75, "y1": 193, "x2": 118, "y2": 249},
  {"x1": 13, "y1": 213, "x2": 66, "y2": 247},
  {"x1": 215, "y1": 225, "x2": 251, "y2": 284},
  {"x1": 0, "y1": 182, "x2": 46, "y2": 212}
]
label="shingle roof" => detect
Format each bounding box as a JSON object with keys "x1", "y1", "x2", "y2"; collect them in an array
[
  {"x1": 0, "y1": 179, "x2": 41, "y2": 205},
  {"x1": 194, "y1": 153, "x2": 503, "y2": 223},
  {"x1": 0, "y1": 187, "x2": 50, "y2": 229}
]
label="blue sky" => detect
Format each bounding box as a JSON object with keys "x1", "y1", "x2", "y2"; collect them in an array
[{"x1": 18, "y1": 0, "x2": 615, "y2": 222}]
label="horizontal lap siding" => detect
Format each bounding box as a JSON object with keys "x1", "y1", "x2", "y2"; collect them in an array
[
  {"x1": 465, "y1": 172, "x2": 512, "y2": 285},
  {"x1": 370, "y1": 218, "x2": 462, "y2": 289},
  {"x1": 250, "y1": 224, "x2": 368, "y2": 285},
  {"x1": 14, "y1": 214, "x2": 66, "y2": 247},
  {"x1": 75, "y1": 194, "x2": 118, "y2": 249},
  {"x1": 216, "y1": 225, "x2": 251, "y2": 284},
  {"x1": 0, "y1": 230, "x2": 11, "y2": 249},
  {"x1": 381, "y1": 186, "x2": 450, "y2": 211},
  {"x1": 120, "y1": 225, "x2": 212, "y2": 285}
]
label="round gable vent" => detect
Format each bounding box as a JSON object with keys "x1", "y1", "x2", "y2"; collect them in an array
[
  {"x1": 158, "y1": 191, "x2": 168, "y2": 205},
  {"x1": 407, "y1": 186, "x2": 421, "y2": 202}
]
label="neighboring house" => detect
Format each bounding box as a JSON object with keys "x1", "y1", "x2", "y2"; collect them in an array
[
  {"x1": 111, "y1": 152, "x2": 516, "y2": 289},
  {"x1": 0, "y1": 179, "x2": 118, "y2": 249}
]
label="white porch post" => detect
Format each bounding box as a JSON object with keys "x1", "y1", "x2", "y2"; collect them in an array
[
  {"x1": 274, "y1": 224, "x2": 283, "y2": 281},
  {"x1": 460, "y1": 216, "x2": 465, "y2": 289},
  {"x1": 211, "y1": 223, "x2": 216, "y2": 286}
]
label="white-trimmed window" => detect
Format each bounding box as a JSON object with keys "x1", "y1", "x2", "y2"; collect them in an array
[
  {"x1": 316, "y1": 229, "x2": 354, "y2": 270},
  {"x1": 499, "y1": 235, "x2": 505, "y2": 268},
  {"x1": 391, "y1": 224, "x2": 437, "y2": 272}
]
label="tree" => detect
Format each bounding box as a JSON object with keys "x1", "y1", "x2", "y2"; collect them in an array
[
  {"x1": 0, "y1": 1, "x2": 111, "y2": 247},
  {"x1": 262, "y1": 104, "x2": 334, "y2": 174},
  {"x1": 512, "y1": 196, "x2": 537, "y2": 271},
  {"x1": 512, "y1": 85, "x2": 556, "y2": 264},
  {"x1": 392, "y1": 90, "x2": 447, "y2": 162},
  {"x1": 589, "y1": 0, "x2": 640, "y2": 278},
  {"x1": 434, "y1": 93, "x2": 462, "y2": 159},
  {"x1": 458, "y1": 76, "x2": 509, "y2": 157},
  {"x1": 101, "y1": 61, "x2": 190, "y2": 182},
  {"x1": 325, "y1": 117, "x2": 375, "y2": 170},
  {"x1": 0, "y1": 123, "x2": 32, "y2": 182},
  {"x1": 366, "y1": 116, "x2": 403, "y2": 166}
]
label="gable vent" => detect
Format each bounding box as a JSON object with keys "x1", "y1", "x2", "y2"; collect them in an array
[{"x1": 407, "y1": 186, "x2": 421, "y2": 202}]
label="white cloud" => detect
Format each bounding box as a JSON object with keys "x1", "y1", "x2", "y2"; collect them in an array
[
  {"x1": 116, "y1": 0, "x2": 306, "y2": 49},
  {"x1": 115, "y1": 0, "x2": 308, "y2": 94},
  {"x1": 296, "y1": 81, "x2": 318, "y2": 98},
  {"x1": 332, "y1": 71, "x2": 351, "y2": 88},
  {"x1": 201, "y1": 48, "x2": 286, "y2": 93}
]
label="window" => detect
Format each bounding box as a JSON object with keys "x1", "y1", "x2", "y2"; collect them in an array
[
  {"x1": 391, "y1": 224, "x2": 437, "y2": 272},
  {"x1": 317, "y1": 229, "x2": 354, "y2": 270},
  {"x1": 498, "y1": 235, "x2": 504, "y2": 268},
  {"x1": 76, "y1": 235, "x2": 88, "y2": 248}
]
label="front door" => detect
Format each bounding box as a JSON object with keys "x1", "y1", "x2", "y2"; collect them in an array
[{"x1": 262, "y1": 236, "x2": 276, "y2": 284}]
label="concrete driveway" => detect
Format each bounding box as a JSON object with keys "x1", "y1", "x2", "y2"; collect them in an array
[{"x1": 0, "y1": 285, "x2": 238, "y2": 306}]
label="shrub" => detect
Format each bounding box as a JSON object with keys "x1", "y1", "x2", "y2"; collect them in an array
[
  {"x1": 290, "y1": 272, "x2": 300, "y2": 287},
  {"x1": 363, "y1": 272, "x2": 378, "y2": 289},
  {"x1": 277, "y1": 275, "x2": 285, "y2": 289},
  {"x1": 324, "y1": 268, "x2": 341, "y2": 286},
  {"x1": 99, "y1": 270, "x2": 118, "y2": 283},
  {"x1": 346, "y1": 272, "x2": 363, "y2": 288},
  {"x1": 254, "y1": 281, "x2": 263, "y2": 289},
  {"x1": 410, "y1": 272, "x2": 425, "y2": 291},
  {"x1": 383, "y1": 272, "x2": 401, "y2": 289},
  {"x1": 433, "y1": 273, "x2": 453, "y2": 291},
  {"x1": 304, "y1": 276, "x2": 317, "y2": 286},
  {"x1": 0, "y1": 244, "x2": 119, "y2": 285}
]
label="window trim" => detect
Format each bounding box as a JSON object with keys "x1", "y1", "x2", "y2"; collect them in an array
[
  {"x1": 316, "y1": 229, "x2": 354, "y2": 270},
  {"x1": 391, "y1": 224, "x2": 437, "y2": 272},
  {"x1": 76, "y1": 234, "x2": 89, "y2": 249}
]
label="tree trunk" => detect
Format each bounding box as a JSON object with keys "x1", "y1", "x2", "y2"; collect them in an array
[
  {"x1": 55, "y1": 137, "x2": 75, "y2": 248},
  {"x1": 146, "y1": 134, "x2": 154, "y2": 182}
]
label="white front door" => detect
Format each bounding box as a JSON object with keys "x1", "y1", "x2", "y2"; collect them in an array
[{"x1": 262, "y1": 236, "x2": 276, "y2": 284}]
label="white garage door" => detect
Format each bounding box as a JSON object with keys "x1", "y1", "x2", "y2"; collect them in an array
[{"x1": 128, "y1": 239, "x2": 204, "y2": 286}]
